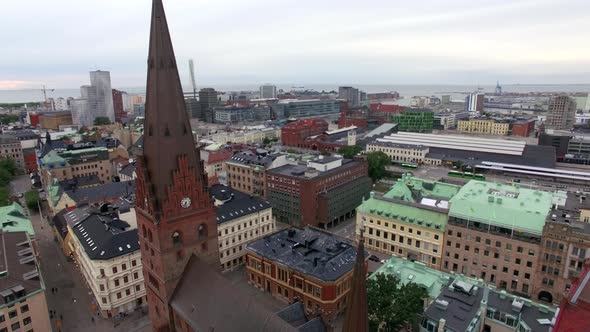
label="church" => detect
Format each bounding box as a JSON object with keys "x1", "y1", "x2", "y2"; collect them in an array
[{"x1": 135, "y1": 1, "x2": 367, "y2": 331}]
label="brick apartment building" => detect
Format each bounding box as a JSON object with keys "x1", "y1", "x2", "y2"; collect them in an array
[
  {"x1": 441, "y1": 181, "x2": 553, "y2": 298},
  {"x1": 267, "y1": 156, "x2": 371, "y2": 228},
  {"x1": 511, "y1": 119, "x2": 536, "y2": 137},
  {"x1": 112, "y1": 89, "x2": 126, "y2": 123},
  {"x1": 281, "y1": 118, "x2": 329, "y2": 147},
  {"x1": 338, "y1": 103, "x2": 404, "y2": 129},
  {"x1": 245, "y1": 227, "x2": 367, "y2": 321}
]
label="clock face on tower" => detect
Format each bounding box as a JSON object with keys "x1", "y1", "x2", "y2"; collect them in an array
[{"x1": 180, "y1": 197, "x2": 192, "y2": 209}]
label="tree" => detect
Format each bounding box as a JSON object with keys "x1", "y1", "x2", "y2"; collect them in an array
[
  {"x1": 0, "y1": 187, "x2": 9, "y2": 207},
  {"x1": 24, "y1": 191, "x2": 40, "y2": 211},
  {"x1": 368, "y1": 273, "x2": 428, "y2": 332},
  {"x1": 0, "y1": 168, "x2": 13, "y2": 187},
  {"x1": 338, "y1": 145, "x2": 362, "y2": 159},
  {"x1": 93, "y1": 117, "x2": 112, "y2": 126},
  {"x1": 367, "y1": 151, "x2": 390, "y2": 182},
  {"x1": 0, "y1": 158, "x2": 17, "y2": 176}
]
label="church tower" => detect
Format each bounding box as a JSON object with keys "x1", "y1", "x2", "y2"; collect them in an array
[{"x1": 135, "y1": 1, "x2": 219, "y2": 331}]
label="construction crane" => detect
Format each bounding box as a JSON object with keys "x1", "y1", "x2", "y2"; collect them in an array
[{"x1": 40, "y1": 85, "x2": 54, "y2": 102}]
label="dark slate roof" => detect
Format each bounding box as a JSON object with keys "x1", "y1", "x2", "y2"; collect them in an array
[
  {"x1": 487, "y1": 291, "x2": 555, "y2": 332},
  {"x1": 246, "y1": 227, "x2": 364, "y2": 282},
  {"x1": 111, "y1": 197, "x2": 134, "y2": 213},
  {"x1": 4, "y1": 130, "x2": 39, "y2": 141},
  {"x1": 425, "y1": 144, "x2": 555, "y2": 168},
  {"x1": 276, "y1": 302, "x2": 327, "y2": 332},
  {"x1": 132, "y1": 135, "x2": 143, "y2": 149},
  {"x1": 94, "y1": 137, "x2": 121, "y2": 149},
  {"x1": 170, "y1": 255, "x2": 299, "y2": 332},
  {"x1": 39, "y1": 139, "x2": 67, "y2": 158},
  {"x1": 64, "y1": 206, "x2": 139, "y2": 260},
  {"x1": 119, "y1": 162, "x2": 137, "y2": 178},
  {"x1": 210, "y1": 184, "x2": 271, "y2": 224},
  {"x1": 227, "y1": 151, "x2": 277, "y2": 168},
  {"x1": 423, "y1": 278, "x2": 484, "y2": 332},
  {"x1": 58, "y1": 175, "x2": 101, "y2": 191},
  {"x1": 52, "y1": 209, "x2": 70, "y2": 240},
  {"x1": 66, "y1": 181, "x2": 135, "y2": 204},
  {"x1": 308, "y1": 156, "x2": 341, "y2": 164}
]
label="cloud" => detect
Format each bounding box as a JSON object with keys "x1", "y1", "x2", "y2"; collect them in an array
[{"x1": 1, "y1": 0, "x2": 589, "y2": 88}]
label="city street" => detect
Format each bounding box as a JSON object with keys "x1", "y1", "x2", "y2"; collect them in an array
[{"x1": 10, "y1": 175, "x2": 150, "y2": 332}]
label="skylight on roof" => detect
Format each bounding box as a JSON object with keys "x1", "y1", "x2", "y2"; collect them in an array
[{"x1": 118, "y1": 247, "x2": 123, "y2": 251}]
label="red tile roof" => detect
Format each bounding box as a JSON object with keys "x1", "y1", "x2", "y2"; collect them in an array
[
  {"x1": 206, "y1": 150, "x2": 233, "y2": 164},
  {"x1": 554, "y1": 262, "x2": 590, "y2": 332}
]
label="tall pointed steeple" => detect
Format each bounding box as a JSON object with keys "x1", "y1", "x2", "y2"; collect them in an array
[
  {"x1": 141, "y1": 0, "x2": 203, "y2": 212},
  {"x1": 343, "y1": 214, "x2": 369, "y2": 332}
]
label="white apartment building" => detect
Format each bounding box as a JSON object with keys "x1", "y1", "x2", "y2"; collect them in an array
[
  {"x1": 64, "y1": 203, "x2": 146, "y2": 318},
  {"x1": 211, "y1": 184, "x2": 276, "y2": 271}
]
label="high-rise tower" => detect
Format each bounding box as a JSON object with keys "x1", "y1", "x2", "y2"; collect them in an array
[{"x1": 135, "y1": 1, "x2": 218, "y2": 330}]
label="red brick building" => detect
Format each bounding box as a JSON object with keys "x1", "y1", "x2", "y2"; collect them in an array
[
  {"x1": 511, "y1": 119, "x2": 536, "y2": 137},
  {"x1": 112, "y1": 89, "x2": 125, "y2": 123},
  {"x1": 267, "y1": 156, "x2": 371, "y2": 228},
  {"x1": 281, "y1": 118, "x2": 328, "y2": 147},
  {"x1": 338, "y1": 103, "x2": 404, "y2": 129},
  {"x1": 246, "y1": 227, "x2": 368, "y2": 321}
]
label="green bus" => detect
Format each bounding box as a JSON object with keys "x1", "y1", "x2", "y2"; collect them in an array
[
  {"x1": 400, "y1": 163, "x2": 418, "y2": 170},
  {"x1": 448, "y1": 171, "x2": 485, "y2": 180}
]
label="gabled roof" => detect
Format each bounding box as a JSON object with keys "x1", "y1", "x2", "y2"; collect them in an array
[
  {"x1": 170, "y1": 255, "x2": 299, "y2": 332},
  {"x1": 0, "y1": 203, "x2": 34, "y2": 236},
  {"x1": 119, "y1": 162, "x2": 136, "y2": 178}
]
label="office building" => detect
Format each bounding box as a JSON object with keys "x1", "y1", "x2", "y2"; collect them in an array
[
  {"x1": 272, "y1": 99, "x2": 341, "y2": 119},
  {"x1": 246, "y1": 227, "x2": 366, "y2": 321},
  {"x1": 457, "y1": 119, "x2": 510, "y2": 136},
  {"x1": 0, "y1": 231, "x2": 51, "y2": 332},
  {"x1": 339, "y1": 86, "x2": 360, "y2": 107},
  {"x1": 211, "y1": 184, "x2": 276, "y2": 271},
  {"x1": 39, "y1": 146, "x2": 112, "y2": 185},
  {"x1": 546, "y1": 95, "x2": 577, "y2": 130},
  {"x1": 267, "y1": 156, "x2": 371, "y2": 228},
  {"x1": 206, "y1": 126, "x2": 281, "y2": 145},
  {"x1": 511, "y1": 119, "x2": 536, "y2": 137},
  {"x1": 0, "y1": 135, "x2": 25, "y2": 170},
  {"x1": 392, "y1": 109, "x2": 434, "y2": 133},
  {"x1": 226, "y1": 151, "x2": 287, "y2": 198},
  {"x1": 356, "y1": 174, "x2": 461, "y2": 269},
  {"x1": 184, "y1": 96, "x2": 200, "y2": 119},
  {"x1": 213, "y1": 106, "x2": 254, "y2": 123},
  {"x1": 339, "y1": 104, "x2": 404, "y2": 129},
  {"x1": 38, "y1": 111, "x2": 73, "y2": 130},
  {"x1": 112, "y1": 89, "x2": 126, "y2": 123},
  {"x1": 465, "y1": 92, "x2": 484, "y2": 113},
  {"x1": 71, "y1": 71, "x2": 115, "y2": 126},
  {"x1": 54, "y1": 97, "x2": 69, "y2": 111},
  {"x1": 259, "y1": 84, "x2": 277, "y2": 99},
  {"x1": 199, "y1": 88, "x2": 218, "y2": 122},
  {"x1": 64, "y1": 204, "x2": 146, "y2": 317},
  {"x1": 442, "y1": 180, "x2": 553, "y2": 297},
  {"x1": 420, "y1": 274, "x2": 557, "y2": 332}
]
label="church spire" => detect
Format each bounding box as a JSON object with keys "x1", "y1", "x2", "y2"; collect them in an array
[
  {"x1": 343, "y1": 213, "x2": 369, "y2": 332},
  {"x1": 141, "y1": 0, "x2": 203, "y2": 212}
]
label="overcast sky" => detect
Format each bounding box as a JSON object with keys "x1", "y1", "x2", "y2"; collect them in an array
[{"x1": 1, "y1": 0, "x2": 589, "y2": 89}]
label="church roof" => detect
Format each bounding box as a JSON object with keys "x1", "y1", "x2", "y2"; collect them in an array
[
  {"x1": 170, "y1": 255, "x2": 299, "y2": 332},
  {"x1": 141, "y1": 0, "x2": 205, "y2": 211},
  {"x1": 342, "y1": 228, "x2": 368, "y2": 332}
]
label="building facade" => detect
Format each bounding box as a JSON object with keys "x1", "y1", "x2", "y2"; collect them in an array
[
  {"x1": 211, "y1": 185, "x2": 276, "y2": 271},
  {"x1": 511, "y1": 119, "x2": 536, "y2": 137},
  {"x1": 259, "y1": 84, "x2": 277, "y2": 99},
  {"x1": 465, "y1": 92, "x2": 484, "y2": 113},
  {"x1": 226, "y1": 151, "x2": 287, "y2": 198},
  {"x1": 64, "y1": 205, "x2": 146, "y2": 317},
  {"x1": 281, "y1": 118, "x2": 329, "y2": 147},
  {"x1": 112, "y1": 89, "x2": 126, "y2": 123},
  {"x1": 39, "y1": 147, "x2": 112, "y2": 185},
  {"x1": 457, "y1": 119, "x2": 510, "y2": 136},
  {"x1": 0, "y1": 135, "x2": 25, "y2": 170},
  {"x1": 392, "y1": 109, "x2": 434, "y2": 133},
  {"x1": 366, "y1": 141, "x2": 430, "y2": 165},
  {"x1": 199, "y1": 88, "x2": 218, "y2": 122},
  {"x1": 546, "y1": 95, "x2": 576, "y2": 130},
  {"x1": 272, "y1": 99, "x2": 342, "y2": 119},
  {"x1": 338, "y1": 86, "x2": 360, "y2": 107},
  {"x1": 38, "y1": 111, "x2": 74, "y2": 130},
  {"x1": 267, "y1": 156, "x2": 371, "y2": 228},
  {"x1": 356, "y1": 175, "x2": 461, "y2": 269},
  {"x1": 71, "y1": 71, "x2": 115, "y2": 126},
  {"x1": 441, "y1": 180, "x2": 553, "y2": 297},
  {"x1": 246, "y1": 227, "x2": 366, "y2": 321}
]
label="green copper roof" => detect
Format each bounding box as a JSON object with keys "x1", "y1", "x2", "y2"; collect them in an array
[
  {"x1": 41, "y1": 151, "x2": 69, "y2": 168},
  {"x1": 357, "y1": 194, "x2": 448, "y2": 231},
  {"x1": 370, "y1": 256, "x2": 451, "y2": 299},
  {"x1": 448, "y1": 180, "x2": 552, "y2": 235},
  {"x1": 47, "y1": 179, "x2": 62, "y2": 206},
  {"x1": 384, "y1": 174, "x2": 461, "y2": 202},
  {"x1": 0, "y1": 202, "x2": 35, "y2": 236}
]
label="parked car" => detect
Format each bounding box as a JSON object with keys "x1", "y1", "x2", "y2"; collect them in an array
[{"x1": 368, "y1": 255, "x2": 380, "y2": 262}]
